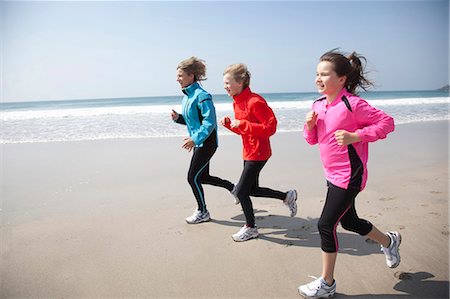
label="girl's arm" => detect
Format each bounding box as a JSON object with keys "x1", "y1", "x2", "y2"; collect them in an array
[
  {"x1": 237, "y1": 99, "x2": 277, "y2": 137},
  {"x1": 171, "y1": 109, "x2": 186, "y2": 125},
  {"x1": 190, "y1": 96, "x2": 217, "y2": 145},
  {"x1": 221, "y1": 116, "x2": 241, "y2": 135},
  {"x1": 353, "y1": 99, "x2": 395, "y2": 142},
  {"x1": 303, "y1": 110, "x2": 318, "y2": 145}
]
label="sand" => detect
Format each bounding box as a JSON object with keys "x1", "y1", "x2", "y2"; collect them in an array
[{"x1": 1, "y1": 121, "x2": 448, "y2": 298}]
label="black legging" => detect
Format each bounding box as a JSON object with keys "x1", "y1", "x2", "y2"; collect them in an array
[
  {"x1": 318, "y1": 182, "x2": 373, "y2": 253},
  {"x1": 234, "y1": 160, "x2": 286, "y2": 228},
  {"x1": 188, "y1": 145, "x2": 234, "y2": 213}
]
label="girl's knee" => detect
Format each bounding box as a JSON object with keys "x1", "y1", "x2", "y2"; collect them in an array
[
  {"x1": 317, "y1": 218, "x2": 333, "y2": 234},
  {"x1": 187, "y1": 173, "x2": 196, "y2": 186},
  {"x1": 341, "y1": 218, "x2": 372, "y2": 235},
  {"x1": 235, "y1": 185, "x2": 249, "y2": 198}
]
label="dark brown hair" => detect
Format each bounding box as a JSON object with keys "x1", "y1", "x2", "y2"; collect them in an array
[{"x1": 320, "y1": 49, "x2": 373, "y2": 95}]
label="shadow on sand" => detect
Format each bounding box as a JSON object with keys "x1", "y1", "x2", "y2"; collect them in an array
[
  {"x1": 336, "y1": 272, "x2": 449, "y2": 298},
  {"x1": 212, "y1": 209, "x2": 380, "y2": 256},
  {"x1": 212, "y1": 210, "x2": 449, "y2": 298}
]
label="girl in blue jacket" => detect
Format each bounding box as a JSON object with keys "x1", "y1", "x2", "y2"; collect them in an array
[{"x1": 171, "y1": 57, "x2": 234, "y2": 224}]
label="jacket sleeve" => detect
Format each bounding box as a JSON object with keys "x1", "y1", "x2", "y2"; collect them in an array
[
  {"x1": 222, "y1": 102, "x2": 242, "y2": 135},
  {"x1": 353, "y1": 99, "x2": 395, "y2": 142},
  {"x1": 190, "y1": 96, "x2": 217, "y2": 145},
  {"x1": 303, "y1": 102, "x2": 318, "y2": 145},
  {"x1": 223, "y1": 121, "x2": 242, "y2": 135},
  {"x1": 303, "y1": 123, "x2": 318, "y2": 145},
  {"x1": 175, "y1": 114, "x2": 186, "y2": 125},
  {"x1": 237, "y1": 99, "x2": 277, "y2": 137}
]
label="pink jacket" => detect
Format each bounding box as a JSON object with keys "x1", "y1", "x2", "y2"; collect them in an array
[{"x1": 304, "y1": 88, "x2": 394, "y2": 191}]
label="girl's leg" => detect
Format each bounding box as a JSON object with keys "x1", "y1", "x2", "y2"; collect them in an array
[
  {"x1": 317, "y1": 183, "x2": 361, "y2": 282},
  {"x1": 341, "y1": 197, "x2": 401, "y2": 268},
  {"x1": 198, "y1": 147, "x2": 234, "y2": 192},
  {"x1": 247, "y1": 161, "x2": 286, "y2": 200},
  {"x1": 322, "y1": 252, "x2": 337, "y2": 286},
  {"x1": 366, "y1": 226, "x2": 390, "y2": 247},
  {"x1": 187, "y1": 146, "x2": 216, "y2": 212},
  {"x1": 234, "y1": 161, "x2": 266, "y2": 227}
]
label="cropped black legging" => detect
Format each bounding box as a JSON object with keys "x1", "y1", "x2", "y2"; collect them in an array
[
  {"x1": 235, "y1": 160, "x2": 286, "y2": 228},
  {"x1": 318, "y1": 182, "x2": 373, "y2": 253},
  {"x1": 188, "y1": 145, "x2": 234, "y2": 213}
]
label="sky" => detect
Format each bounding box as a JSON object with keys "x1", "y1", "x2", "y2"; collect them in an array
[{"x1": 1, "y1": 0, "x2": 449, "y2": 102}]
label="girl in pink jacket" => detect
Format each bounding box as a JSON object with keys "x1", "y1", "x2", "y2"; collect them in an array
[{"x1": 298, "y1": 50, "x2": 401, "y2": 298}]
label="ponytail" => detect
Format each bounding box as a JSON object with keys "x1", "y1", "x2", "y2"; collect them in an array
[
  {"x1": 347, "y1": 52, "x2": 373, "y2": 94},
  {"x1": 320, "y1": 49, "x2": 373, "y2": 95}
]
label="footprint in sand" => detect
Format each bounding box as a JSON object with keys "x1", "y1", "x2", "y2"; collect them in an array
[
  {"x1": 379, "y1": 197, "x2": 395, "y2": 201},
  {"x1": 394, "y1": 271, "x2": 412, "y2": 280},
  {"x1": 285, "y1": 241, "x2": 294, "y2": 247},
  {"x1": 293, "y1": 225, "x2": 312, "y2": 232},
  {"x1": 430, "y1": 190, "x2": 442, "y2": 194}
]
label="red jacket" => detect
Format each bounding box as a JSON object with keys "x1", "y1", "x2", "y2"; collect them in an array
[{"x1": 224, "y1": 87, "x2": 277, "y2": 161}]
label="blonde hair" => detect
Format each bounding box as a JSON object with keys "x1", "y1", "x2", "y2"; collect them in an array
[
  {"x1": 223, "y1": 63, "x2": 251, "y2": 89},
  {"x1": 177, "y1": 56, "x2": 207, "y2": 82}
]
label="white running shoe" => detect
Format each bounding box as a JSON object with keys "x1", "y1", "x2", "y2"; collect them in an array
[
  {"x1": 185, "y1": 210, "x2": 210, "y2": 224},
  {"x1": 230, "y1": 186, "x2": 240, "y2": 205},
  {"x1": 381, "y1": 231, "x2": 402, "y2": 268},
  {"x1": 298, "y1": 276, "x2": 336, "y2": 299},
  {"x1": 284, "y1": 189, "x2": 298, "y2": 217},
  {"x1": 232, "y1": 225, "x2": 259, "y2": 242}
]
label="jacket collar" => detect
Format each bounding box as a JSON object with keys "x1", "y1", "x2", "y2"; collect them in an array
[
  {"x1": 182, "y1": 82, "x2": 200, "y2": 97},
  {"x1": 328, "y1": 88, "x2": 350, "y2": 107},
  {"x1": 233, "y1": 86, "x2": 252, "y2": 103}
]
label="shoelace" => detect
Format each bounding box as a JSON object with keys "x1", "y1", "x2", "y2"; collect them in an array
[{"x1": 305, "y1": 276, "x2": 322, "y2": 290}]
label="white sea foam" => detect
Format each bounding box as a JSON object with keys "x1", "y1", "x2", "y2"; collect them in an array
[{"x1": 1, "y1": 95, "x2": 448, "y2": 144}]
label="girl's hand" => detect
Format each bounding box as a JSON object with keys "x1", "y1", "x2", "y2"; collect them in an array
[
  {"x1": 171, "y1": 109, "x2": 179, "y2": 121},
  {"x1": 182, "y1": 137, "x2": 195, "y2": 152},
  {"x1": 335, "y1": 130, "x2": 361, "y2": 146},
  {"x1": 220, "y1": 116, "x2": 231, "y2": 126},
  {"x1": 230, "y1": 119, "x2": 241, "y2": 129},
  {"x1": 305, "y1": 111, "x2": 318, "y2": 131}
]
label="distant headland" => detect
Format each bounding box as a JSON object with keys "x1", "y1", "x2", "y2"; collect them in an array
[{"x1": 437, "y1": 84, "x2": 449, "y2": 92}]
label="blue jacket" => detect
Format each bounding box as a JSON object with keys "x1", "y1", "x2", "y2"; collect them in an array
[{"x1": 175, "y1": 82, "x2": 218, "y2": 147}]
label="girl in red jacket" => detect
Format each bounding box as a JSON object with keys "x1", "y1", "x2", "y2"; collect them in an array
[{"x1": 221, "y1": 63, "x2": 298, "y2": 242}]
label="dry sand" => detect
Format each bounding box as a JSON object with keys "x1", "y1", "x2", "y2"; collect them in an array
[{"x1": 1, "y1": 121, "x2": 448, "y2": 298}]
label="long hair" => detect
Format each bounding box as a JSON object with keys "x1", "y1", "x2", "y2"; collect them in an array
[{"x1": 320, "y1": 49, "x2": 373, "y2": 95}]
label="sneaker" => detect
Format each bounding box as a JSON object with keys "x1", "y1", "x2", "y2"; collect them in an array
[
  {"x1": 284, "y1": 189, "x2": 298, "y2": 217},
  {"x1": 381, "y1": 231, "x2": 402, "y2": 268},
  {"x1": 298, "y1": 276, "x2": 336, "y2": 299},
  {"x1": 230, "y1": 186, "x2": 240, "y2": 205},
  {"x1": 185, "y1": 210, "x2": 211, "y2": 224},
  {"x1": 232, "y1": 225, "x2": 259, "y2": 242}
]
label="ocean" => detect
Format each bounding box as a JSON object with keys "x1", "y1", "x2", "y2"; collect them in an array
[{"x1": 1, "y1": 90, "x2": 448, "y2": 144}]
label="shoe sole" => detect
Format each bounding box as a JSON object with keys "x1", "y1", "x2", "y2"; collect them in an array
[
  {"x1": 232, "y1": 234, "x2": 259, "y2": 242},
  {"x1": 298, "y1": 289, "x2": 335, "y2": 299},
  {"x1": 185, "y1": 217, "x2": 211, "y2": 224},
  {"x1": 286, "y1": 190, "x2": 298, "y2": 217}
]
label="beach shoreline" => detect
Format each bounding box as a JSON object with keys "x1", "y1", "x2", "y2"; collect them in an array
[{"x1": 1, "y1": 121, "x2": 449, "y2": 298}]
